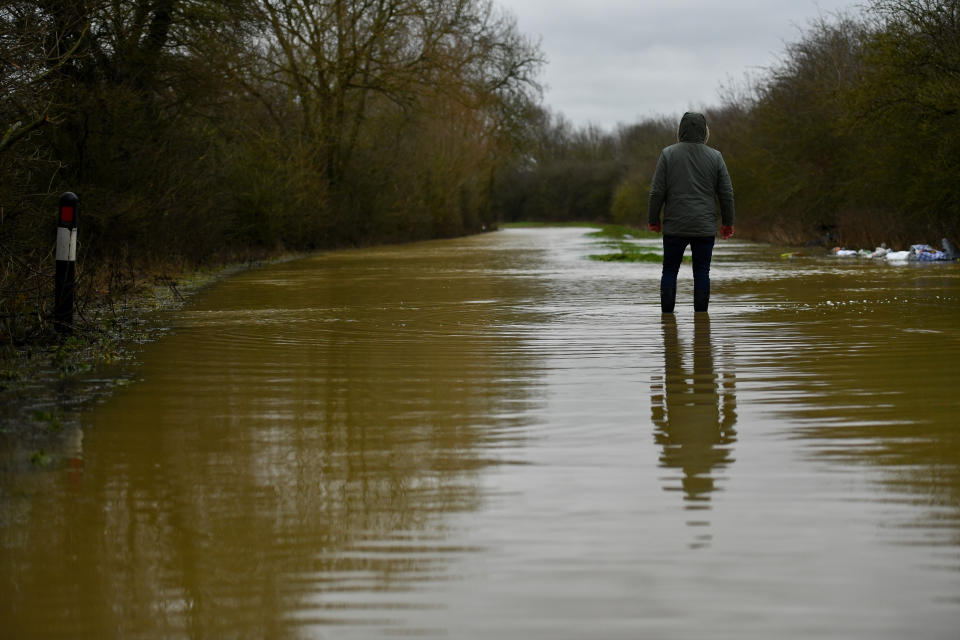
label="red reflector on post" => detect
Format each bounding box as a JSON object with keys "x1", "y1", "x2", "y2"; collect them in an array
[{"x1": 60, "y1": 206, "x2": 74, "y2": 223}]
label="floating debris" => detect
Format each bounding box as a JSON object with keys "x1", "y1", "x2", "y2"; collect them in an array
[
  {"x1": 886, "y1": 250, "x2": 911, "y2": 262},
  {"x1": 830, "y1": 238, "x2": 958, "y2": 262},
  {"x1": 911, "y1": 244, "x2": 949, "y2": 261},
  {"x1": 832, "y1": 248, "x2": 859, "y2": 257}
]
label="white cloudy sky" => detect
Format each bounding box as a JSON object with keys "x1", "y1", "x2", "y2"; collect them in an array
[{"x1": 500, "y1": 0, "x2": 866, "y2": 130}]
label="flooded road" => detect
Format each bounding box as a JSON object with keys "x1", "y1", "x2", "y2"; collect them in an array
[{"x1": 3, "y1": 227, "x2": 960, "y2": 638}]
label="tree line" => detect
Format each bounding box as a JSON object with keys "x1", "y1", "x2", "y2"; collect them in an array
[
  {"x1": 495, "y1": 0, "x2": 960, "y2": 248},
  {"x1": 4, "y1": 0, "x2": 958, "y2": 344},
  {"x1": 1, "y1": 0, "x2": 542, "y2": 343}
]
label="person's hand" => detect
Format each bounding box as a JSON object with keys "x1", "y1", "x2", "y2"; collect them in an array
[
  {"x1": 720, "y1": 225, "x2": 734, "y2": 240},
  {"x1": 647, "y1": 223, "x2": 662, "y2": 233}
]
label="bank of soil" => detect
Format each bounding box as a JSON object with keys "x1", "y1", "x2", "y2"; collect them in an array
[{"x1": 0, "y1": 256, "x2": 303, "y2": 473}]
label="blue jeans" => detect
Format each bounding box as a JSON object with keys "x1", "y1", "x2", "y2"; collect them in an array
[{"x1": 661, "y1": 235, "x2": 715, "y2": 291}]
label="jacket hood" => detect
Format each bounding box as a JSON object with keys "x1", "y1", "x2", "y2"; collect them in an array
[{"x1": 677, "y1": 112, "x2": 709, "y2": 143}]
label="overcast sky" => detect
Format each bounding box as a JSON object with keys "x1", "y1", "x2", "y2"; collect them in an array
[{"x1": 501, "y1": 0, "x2": 866, "y2": 130}]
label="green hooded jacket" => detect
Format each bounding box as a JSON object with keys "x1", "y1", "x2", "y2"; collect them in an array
[{"x1": 648, "y1": 112, "x2": 735, "y2": 237}]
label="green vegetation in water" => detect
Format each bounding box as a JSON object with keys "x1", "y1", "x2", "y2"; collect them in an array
[
  {"x1": 590, "y1": 250, "x2": 664, "y2": 263},
  {"x1": 29, "y1": 449, "x2": 52, "y2": 467},
  {"x1": 585, "y1": 224, "x2": 659, "y2": 241},
  {"x1": 584, "y1": 227, "x2": 688, "y2": 264},
  {"x1": 32, "y1": 411, "x2": 63, "y2": 434},
  {"x1": 501, "y1": 222, "x2": 668, "y2": 262},
  {"x1": 588, "y1": 246, "x2": 690, "y2": 264}
]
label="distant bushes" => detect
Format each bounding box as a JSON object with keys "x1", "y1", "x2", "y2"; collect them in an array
[
  {"x1": 493, "y1": 0, "x2": 960, "y2": 249},
  {"x1": 492, "y1": 115, "x2": 675, "y2": 224},
  {"x1": 718, "y1": 0, "x2": 960, "y2": 247}
]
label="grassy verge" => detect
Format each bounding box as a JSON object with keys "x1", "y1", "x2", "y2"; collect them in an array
[
  {"x1": 589, "y1": 247, "x2": 665, "y2": 263},
  {"x1": 579, "y1": 224, "x2": 687, "y2": 263}
]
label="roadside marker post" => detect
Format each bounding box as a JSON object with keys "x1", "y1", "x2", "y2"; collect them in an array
[{"x1": 55, "y1": 192, "x2": 79, "y2": 334}]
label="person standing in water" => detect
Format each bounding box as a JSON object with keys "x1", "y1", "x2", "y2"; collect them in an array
[{"x1": 647, "y1": 112, "x2": 735, "y2": 313}]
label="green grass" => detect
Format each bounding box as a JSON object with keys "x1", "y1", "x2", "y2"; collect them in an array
[
  {"x1": 586, "y1": 232, "x2": 688, "y2": 264},
  {"x1": 498, "y1": 220, "x2": 677, "y2": 263},
  {"x1": 585, "y1": 224, "x2": 659, "y2": 240},
  {"x1": 29, "y1": 449, "x2": 52, "y2": 467},
  {"x1": 589, "y1": 251, "x2": 664, "y2": 263},
  {"x1": 588, "y1": 247, "x2": 692, "y2": 263}
]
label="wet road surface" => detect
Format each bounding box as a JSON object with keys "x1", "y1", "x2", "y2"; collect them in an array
[{"x1": 2, "y1": 227, "x2": 959, "y2": 638}]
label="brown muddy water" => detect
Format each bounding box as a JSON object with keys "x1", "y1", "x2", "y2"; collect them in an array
[{"x1": 2, "y1": 227, "x2": 959, "y2": 638}]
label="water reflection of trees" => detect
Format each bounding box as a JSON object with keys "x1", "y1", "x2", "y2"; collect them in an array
[
  {"x1": 0, "y1": 246, "x2": 546, "y2": 636},
  {"x1": 749, "y1": 294, "x2": 960, "y2": 547},
  {"x1": 650, "y1": 315, "x2": 737, "y2": 525}
]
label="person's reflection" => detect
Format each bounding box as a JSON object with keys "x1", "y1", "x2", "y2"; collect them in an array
[{"x1": 651, "y1": 314, "x2": 737, "y2": 509}]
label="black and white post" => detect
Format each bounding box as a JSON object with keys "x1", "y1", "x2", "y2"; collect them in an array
[{"x1": 54, "y1": 192, "x2": 79, "y2": 334}]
